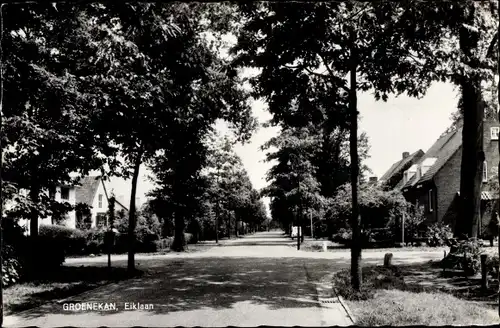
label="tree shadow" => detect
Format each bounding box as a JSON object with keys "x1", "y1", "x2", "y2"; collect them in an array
[
  {"x1": 6, "y1": 266, "x2": 142, "y2": 315},
  {"x1": 14, "y1": 257, "x2": 343, "y2": 320},
  {"x1": 395, "y1": 262, "x2": 499, "y2": 307}
]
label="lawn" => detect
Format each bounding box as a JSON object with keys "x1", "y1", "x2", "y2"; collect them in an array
[
  {"x1": 4, "y1": 266, "x2": 143, "y2": 315},
  {"x1": 333, "y1": 263, "x2": 499, "y2": 326}
]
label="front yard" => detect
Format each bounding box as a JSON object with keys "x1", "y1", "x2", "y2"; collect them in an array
[{"x1": 333, "y1": 262, "x2": 499, "y2": 326}]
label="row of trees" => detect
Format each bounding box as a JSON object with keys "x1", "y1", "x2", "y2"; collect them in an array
[
  {"x1": 230, "y1": 1, "x2": 499, "y2": 291},
  {"x1": 147, "y1": 132, "x2": 268, "y2": 249},
  {"x1": 1, "y1": 3, "x2": 259, "y2": 272}
]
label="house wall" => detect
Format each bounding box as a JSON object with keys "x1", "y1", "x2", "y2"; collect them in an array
[
  {"x1": 483, "y1": 121, "x2": 500, "y2": 182},
  {"x1": 432, "y1": 120, "x2": 500, "y2": 233},
  {"x1": 91, "y1": 181, "x2": 109, "y2": 227},
  {"x1": 434, "y1": 147, "x2": 462, "y2": 229},
  {"x1": 56, "y1": 186, "x2": 77, "y2": 229},
  {"x1": 410, "y1": 184, "x2": 437, "y2": 226}
]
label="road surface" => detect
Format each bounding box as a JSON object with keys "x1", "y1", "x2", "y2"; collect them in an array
[{"x1": 5, "y1": 231, "x2": 445, "y2": 327}]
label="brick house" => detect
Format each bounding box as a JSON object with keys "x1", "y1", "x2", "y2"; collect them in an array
[{"x1": 383, "y1": 119, "x2": 500, "y2": 236}]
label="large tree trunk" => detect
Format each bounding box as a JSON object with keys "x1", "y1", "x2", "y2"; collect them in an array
[
  {"x1": 349, "y1": 31, "x2": 362, "y2": 291},
  {"x1": 127, "y1": 150, "x2": 142, "y2": 272},
  {"x1": 457, "y1": 84, "x2": 483, "y2": 239},
  {"x1": 235, "y1": 213, "x2": 239, "y2": 238},
  {"x1": 171, "y1": 204, "x2": 186, "y2": 251},
  {"x1": 456, "y1": 4, "x2": 484, "y2": 240},
  {"x1": 29, "y1": 185, "x2": 39, "y2": 239}
]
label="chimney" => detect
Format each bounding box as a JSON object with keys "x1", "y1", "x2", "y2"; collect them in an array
[
  {"x1": 402, "y1": 152, "x2": 410, "y2": 159},
  {"x1": 369, "y1": 177, "x2": 378, "y2": 184}
]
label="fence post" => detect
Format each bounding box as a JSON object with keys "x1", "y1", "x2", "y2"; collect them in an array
[
  {"x1": 384, "y1": 253, "x2": 393, "y2": 267},
  {"x1": 481, "y1": 254, "x2": 488, "y2": 291}
]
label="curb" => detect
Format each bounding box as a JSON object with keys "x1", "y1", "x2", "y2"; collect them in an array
[
  {"x1": 333, "y1": 287, "x2": 356, "y2": 324},
  {"x1": 316, "y1": 272, "x2": 355, "y2": 326}
]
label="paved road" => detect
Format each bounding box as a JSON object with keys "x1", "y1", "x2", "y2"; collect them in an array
[{"x1": 5, "y1": 231, "x2": 445, "y2": 327}]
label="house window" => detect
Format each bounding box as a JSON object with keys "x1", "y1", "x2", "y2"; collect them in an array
[
  {"x1": 96, "y1": 213, "x2": 107, "y2": 228},
  {"x1": 483, "y1": 161, "x2": 488, "y2": 183},
  {"x1": 428, "y1": 189, "x2": 433, "y2": 213},
  {"x1": 61, "y1": 187, "x2": 70, "y2": 200},
  {"x1": 98, "y1": 194, "x2": 103, "y2": 208},
  {"x1": 491, "y1": 127, "x2": 500, "y2": 140}
]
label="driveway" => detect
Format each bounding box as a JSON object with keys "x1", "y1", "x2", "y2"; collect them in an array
[{"x1": 5, "y1": 231, "x2": 445, "y2": 327}]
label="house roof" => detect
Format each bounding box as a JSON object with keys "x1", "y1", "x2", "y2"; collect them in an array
[
  {"x1": 380, "y1": 150, "x2": 424, "y2": 188},
  {"x1": 402, "y1": 127, "x2": 463, "y2": 190},
  {"x1": 75, "y1": 176, "x2": 102, "y2": 206}
]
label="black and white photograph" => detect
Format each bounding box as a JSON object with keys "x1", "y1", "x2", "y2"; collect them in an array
[{"x1": 0, "y1": 1, "x2": 499, "y2": 326}]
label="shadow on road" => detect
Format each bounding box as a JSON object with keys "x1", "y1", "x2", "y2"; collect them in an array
[{"x1": 15, "y1": 256, "x2": 343, "y2": 320}]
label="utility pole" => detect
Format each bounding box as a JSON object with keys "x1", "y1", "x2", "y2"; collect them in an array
[
  {"x1": 297, "y1": 171, "x2": 301, "y2": 251},
  {"x1": 215, "y1": 172, "x2": 219, "y2": 244},
  {"x1": 296, "y1": 206, "x2": 300, "y2": 250}
]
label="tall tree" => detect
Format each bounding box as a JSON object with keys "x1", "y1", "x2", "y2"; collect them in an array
[
  {"x1": 2, "y1": 4, "x2": 119, "y2": 242},
  {"x1": 232, "y1": 2, "x2": 450, "y2": 290}
]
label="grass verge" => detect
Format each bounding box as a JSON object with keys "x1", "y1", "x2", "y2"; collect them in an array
[
  {"x1": 333, "y1": 265, "x2": 499, "y2": 326},
  {"x1": 4, "y1": 266, "x2": 143, "y2": 315}
]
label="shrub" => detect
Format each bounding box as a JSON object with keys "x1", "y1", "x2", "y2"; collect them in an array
[
  {"x1": 486, "y1": 255, "x2": 499, "y2": 278},
  {"x1": 39, "y1": 224, "x2": 87, "y2": 256},
  {"x1": 441, "y1": 238, "x2": 483, "y2": 276},
  {"x1": 184, "y1": 233, "x2": 194, "y2": 245},
  {"x1": 425, "y1": 223, "x2": 455, "y2": 247},
  {"x1": 84, "y1": 228, "x2": 106, "y2": 254},
  {"x1": 2, "y1": 245, "x2": 22, "y2": 287},
  {"x1": 113, "y1": 212, "x2": 161, "y2": 253},
  {"x1": 155, "y1": 237, "x2": 174, "y2": 251},
  {"x1": 331, "y1": 228, "x2": 352, "y2": 244}
]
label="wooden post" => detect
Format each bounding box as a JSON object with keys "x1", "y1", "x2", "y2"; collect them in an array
[
  {"x1": 481, "y1": 254, "x2": 488, "y2": 291},
  {"x1": 384, "y1": 253, "x2": 393, "y2": 267}
]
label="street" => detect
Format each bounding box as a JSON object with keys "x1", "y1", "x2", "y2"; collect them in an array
[{"x1": 5, "y1": 231, "x2": 445, "y2": 327}]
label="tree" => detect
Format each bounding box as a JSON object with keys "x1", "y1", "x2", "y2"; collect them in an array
[
  {"x1": 448, "y1": 2, "x2": 497, "y2": 239},
  {"x1": 2, "y1": 4, "x2": 114, "y2": 239},
  {"x1": 232, "y1": 2, "x2": 451, "y2": 290}
]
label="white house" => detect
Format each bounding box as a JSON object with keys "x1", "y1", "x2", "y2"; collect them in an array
[{"x1": 16, "y1": 176, "x2": 129, "y2": 234}]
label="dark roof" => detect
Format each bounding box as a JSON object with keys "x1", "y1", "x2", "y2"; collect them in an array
[
  {"x1": 380, "y1": 150, "x2": 424, "y2": 187},
  {"x1": 75, "y1": 176, "x2": 101, "y2": 206},
  {"x1": 402, "y1": 127, "x2": 463, "y2": 189}
]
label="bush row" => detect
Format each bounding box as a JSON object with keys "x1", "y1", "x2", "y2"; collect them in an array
[
  {"x1": 330, "y1": 222, "x2": 455, "y2": 248},
  {"x1": 38, "y1": 224, "x2": 197, "y2": 256}
]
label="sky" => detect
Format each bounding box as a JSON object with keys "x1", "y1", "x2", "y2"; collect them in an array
[{"x1": 108, "y1": 81, "x2": 459, "y2": 215}]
